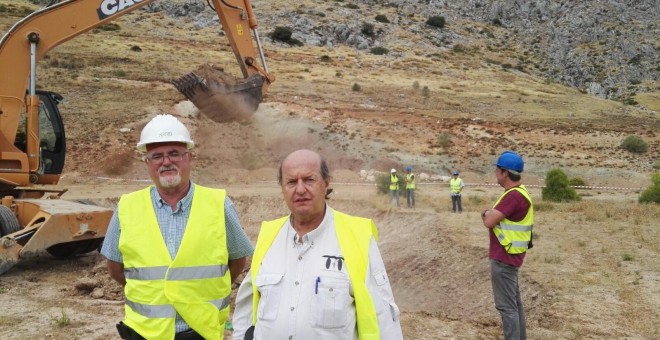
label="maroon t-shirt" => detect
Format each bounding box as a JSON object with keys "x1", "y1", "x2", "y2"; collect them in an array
[{"x1": 489, "y1": 188, "x2": 531, "y2": 267}]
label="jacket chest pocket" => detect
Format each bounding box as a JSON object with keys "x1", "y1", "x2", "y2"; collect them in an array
[
  {"x1": 255, "y1": 273, "x2": 284, "y2": 322},
  {"x1": 310, "y1": 276, "x2": 352, "y2": 329}
]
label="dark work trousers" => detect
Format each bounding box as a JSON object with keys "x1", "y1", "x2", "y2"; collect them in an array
[
  {"x1": 490, "y1": 260, "x2": 526, "y2": 340},
  {"x1": 389, "y1": 189, "x2": 400, "y2": 206},
  {"x1": 116, "y1": 322, "x2": 204, "y2": 340},
  {"x1": 451, "y1": 194, "x2": 462, "y2": 212},
  {"x1": 406, "y1": 189, "x2": 415, "y2": 207}
]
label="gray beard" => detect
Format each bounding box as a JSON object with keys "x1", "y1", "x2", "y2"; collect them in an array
[{"x1": 158, "y1": 165, "x2": 181, "y2": 188}]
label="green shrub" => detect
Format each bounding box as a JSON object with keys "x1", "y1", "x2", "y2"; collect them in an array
[
  {"x1": 426, "y1": 15, "x2": 446, "y2": 28},
  {"x1": 422, "y1": 86, "x2": 430, "y2": 97},
  {"x1": 568, "y1": 177, "x2": 587, "y2": 187},
  {"x1": 361, "y1": 22, "x2": 375, "y2": 37},
  {"x1": 51, "y1": 309, "x2": 70, "y2": 327},
  {"x1": 452, "y1": 44, "x2": 466, "y2": 53},
  {"x1": 269, "y1": 26, "x2": 292, "y2": 42},
  {"x1": 412, "y1": 81, "x2": 420, "y2": 90},
  {"x1": 542, "y1": 168, "x2": 581, "y2": 202},
  {"x1": 320, "y1": 55, "x2": 332, "y2": 62},
  {"x1": 639, "y1": 173, "x2": 660, "y2": 204},
  {"x1": 375, "y1": 173, "x2": 401, "y2": 195},
  {"x1": 370, "y1": 46, "x2": 389, "y2": 55},
  {"x1": 437, "y1": 132, "x2": 452, "y2": 148},
  {"x1": 268, "y1": 26, "x2": 303, "y2": 46},
  {"x1": 98, "y1": 23, "x2": 121, "y2": 31},
  {"x1": 375, "y1": 14, "x2": 390, "y2": 23},
  {"x1": 620, "y1": 135, "x2": 648, "y2": 153},
  {"x1": 623, "y1": 98, "x2": 639, "y2": 105},
  {"x1": 352, "y1": 83, "x2": 361, "y2": 92}
]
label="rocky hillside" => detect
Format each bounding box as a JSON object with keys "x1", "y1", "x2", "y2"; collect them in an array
[{"x1": 145, "y1": 0, "x2": 658, "y2": 102}]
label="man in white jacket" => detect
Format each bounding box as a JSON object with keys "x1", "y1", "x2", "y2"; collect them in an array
[{"x1": 232, "y1": 149, "x2": 403, "y2": 340}]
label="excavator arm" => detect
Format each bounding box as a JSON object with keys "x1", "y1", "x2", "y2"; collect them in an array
[{"x1": 0, "y1": 0, "x2": 273, "y2": 189}]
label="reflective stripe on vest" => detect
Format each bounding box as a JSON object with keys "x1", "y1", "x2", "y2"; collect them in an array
[
  {"x1": 405, "y1": 173, "x2": 416, "y2": 189},
  {"x1": 450, "y1": 177, "x2": 462, "y2": 194},
  {"x1": 390, "y1": 174, "x2": 399, "y2": 190},
  {"x1": 492, "y1": 185, "x2": 534, "y2": 254},
  {"x1": 118, "y1": 185, "x2": 231, "y2": 339},
  {"x1": 250, "y1": 210, "x2": 381, "y2": 339}
]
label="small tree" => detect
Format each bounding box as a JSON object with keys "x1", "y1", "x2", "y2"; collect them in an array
[
  {"x1": 352, "y1": 83, "x2": 361, "y2": 92},
  {"x1": 542, "y1": 168, "x2": 581, "y2": 202},
  {"x1": 639, "y1": 172, "x2": 660, "y2": 204},
  {"x1": 621, "y1": 135, "x2": 648, "y2": 153},
  {"x1": 412, "y1": 81, "x2": 420, "y2": 90}
]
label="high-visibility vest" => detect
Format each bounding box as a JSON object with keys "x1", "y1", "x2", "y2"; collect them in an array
[
  {"x1": 449, "y1": 177, "x2": 462, "y2": 194},
  {"x1": 390, "y1": 174, "x2": 399, "y2": 190},
  {"x1": 492, "y1": 185, "x2": 534, "y2": 254},
  {"x1": 405, "y1": 173, "x2": 416, "y2": 189},
  {"x1": 118, "y1": 185, "x2": 231, "y2": 339},
  {"x1": 250, "y1": 210, "x2": 381, "y2": 339}
]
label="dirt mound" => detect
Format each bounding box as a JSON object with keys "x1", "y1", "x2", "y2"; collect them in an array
[{"x1": 71, "y1": 255, "x2": 123, "y2": 301}]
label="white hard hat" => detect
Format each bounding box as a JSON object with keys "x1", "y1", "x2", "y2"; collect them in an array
[
  {"x1": 391, "y1": 168, "x2": 396, "y2": 173},
  {"x1": 136, "y1": 114, "x2": 194, "y2": 152}
]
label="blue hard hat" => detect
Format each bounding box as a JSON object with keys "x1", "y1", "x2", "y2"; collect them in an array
[
  {"x1": 496, "y1": 151, "x2": 524, "y2": 174},
  {"x1": 453, "y1": 170, "x2": 459, "y2": 175},
  {"x1": 405, "y1": 166, "x2": 412, "y2": 171}
]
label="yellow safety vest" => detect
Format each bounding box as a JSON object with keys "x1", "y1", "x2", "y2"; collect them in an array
[
  {"x1": 389, "y1": 174, "x2": 399, "y2": 190},
  {"x1": 250, "y1": 210, "x2": 380, "y2": 339},
  {"x1": 118, "y1": 185, "x2": 231, "y2": 339},
  {"x1": 405, "y1": 173, "x2": 416, "y2": 189},
  {"x1": 449, "y1": 177, "x2": 462, "y2": 194},
  {"x1": 492, "y1": 185, "x2": 534, "y2": 254}
]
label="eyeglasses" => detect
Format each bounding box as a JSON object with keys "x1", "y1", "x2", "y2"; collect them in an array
[{"x1": 145, "y1": 151, "x2": 190, "y2": 165}]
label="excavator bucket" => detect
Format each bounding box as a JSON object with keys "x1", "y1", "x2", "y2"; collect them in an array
[{"x1": 171, "y1": 64, "x2": 265, "y2": 123}]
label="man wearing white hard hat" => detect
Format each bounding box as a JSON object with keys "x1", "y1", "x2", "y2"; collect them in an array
[
  {"x1": 449, "y1": 170, "x2": 464, "y2": 213},
  {"x1": 101, "y1": 114, "x2": 253, "y2": 340},
  {"x1": 389, "y1": 168, "x2": 400, "y2": 207}
]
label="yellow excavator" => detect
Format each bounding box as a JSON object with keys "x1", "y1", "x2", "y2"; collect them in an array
[{"x1": 0, "y1": 0, "x2": 274, "y2": 274}]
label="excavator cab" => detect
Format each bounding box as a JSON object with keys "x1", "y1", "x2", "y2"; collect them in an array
[{"x1": 14, "y1": 91, "x2": 66, "y2": 175}]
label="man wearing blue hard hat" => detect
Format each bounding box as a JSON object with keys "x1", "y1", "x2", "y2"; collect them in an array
[
  {"x1": 404, "y1": 166, "x2": 416, "y2": 208},
  {"x1": 481, "y1": 150, "x2": 534, "y2": 340},
  {"x1": 449, "y1": 170, "x2": 464, "y2": 213}
]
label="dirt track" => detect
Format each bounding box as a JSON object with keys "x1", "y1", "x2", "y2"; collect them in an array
[{"x1": 1, "y1": 181, "x2": 658, "y2": 339}]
